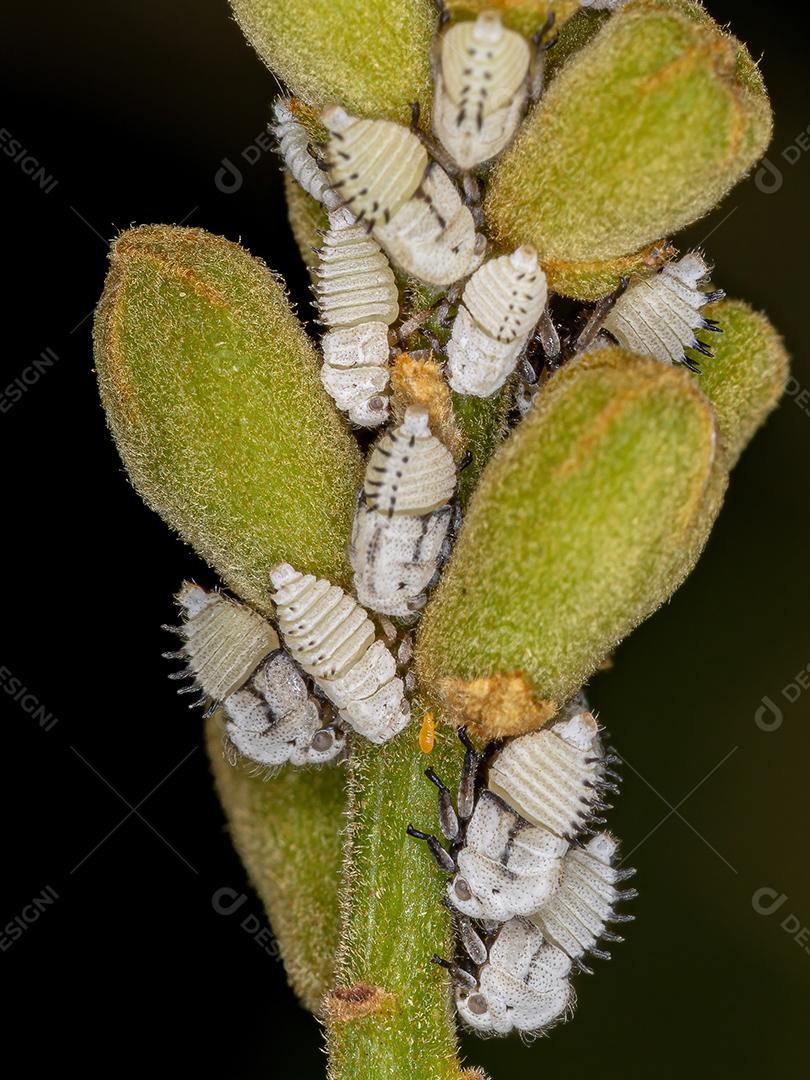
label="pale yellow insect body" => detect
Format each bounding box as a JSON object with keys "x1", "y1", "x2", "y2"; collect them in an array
[{"x1": 433, "y1": 12, "x2": 532, "y2": 170}]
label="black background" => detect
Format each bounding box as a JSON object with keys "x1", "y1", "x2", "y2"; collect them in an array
[{"x1": 2, "y1": 2, "x2": 809, "y2": 1076}]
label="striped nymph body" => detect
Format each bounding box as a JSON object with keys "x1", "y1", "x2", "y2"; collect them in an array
[
  {"x1": 601, "y1": 251, "x2": 724, "y2": 372},
  {"x1": 432, "y1": 11, "x2": 533, "y2": 171},
  {"x1": 272, "y1": 98, "x2": 341, "y2": 211},
  {"x1": 350, "y1": 405, "x2": 458, "y2": 618},
  {"x1": 322, "y1": 106, "x2": 484, "y2": 287},
  {"x1": 270, "y1": 563, "x2": 410, "y2": 744},
  {"x1": 315, "y1": 205, "x2": 399, "y2": 427},
  {"x1": 446, "y1": 246, "x2": 548, "y2": 397},
  {"x1": 164, "y1": 583, "x2": 343, "y2": 767}
]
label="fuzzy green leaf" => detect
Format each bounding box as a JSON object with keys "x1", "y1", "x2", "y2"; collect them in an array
[
  {"x1": 206, "y1": 715, "x2": 345, "y2": 1013},
  {"x1": 416, "y1": 349, "x2": 728, "y2": 739},
  {"x1": 446, "y1": 0, "x2": 579, "y2": 39},
  {"x1": 94, "y1": 225, "x2": 363, "y2": 613},
  {"x1": 695, "y1": 299, "x2": 789, "y2": 466},
  {"x1": 484, "y1": 0, "x2": 772, "y2": 299},
  {"x1": 229, "y1": 0, "x2": 436, "y2": 122}
]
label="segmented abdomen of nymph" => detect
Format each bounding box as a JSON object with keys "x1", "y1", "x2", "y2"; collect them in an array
[
  {"x1": 433, "y1": 11, "x2": 531, "y2": 170},
  {"x1": 602, "y1": 251, "x2": 724, "y2": 369},
  {"x1": 163, "y1": 582, "x2": 280, "y2": 711},
  {"x1": 272, "y1": 98, "x2": 339, "y2": 210},
  {"x1": 350, "y1": 407, "x2": 457, "y2": 616},
  {"x1": 315, "y1": 205, "x2": 400, "y2": 427},
  {"x1": 364, "y1": 406, "x2": 457, "y2": 518},
  {"x1": 530, "y1": 831, "x2": 638, "y2": 972},
  {"x1": 447, "y1": 246, "x2": 547, "y2": 397},
  {"x1": 315, "y1": 207, "x2": 399, "y2": 329},
  {"x1": 270, "y1": 562, "x2": 409, "y2": 744},
  {"x1": 322, "y1": 106, "x2": 427, "y2": 229},
  {"x1": 486, "y1": 708, "x2": 607, "y2": 839}
]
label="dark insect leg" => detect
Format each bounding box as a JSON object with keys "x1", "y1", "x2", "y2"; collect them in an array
[
  {"x1": 528, "y1": 13, "x2": 558, "y2": 102},
  {"x1": 397, "y1": 306, "x2": 439, "y2": 345},
  {"x1": 406, "y1": 824, "x2": 457, "y2": 873},
  {"x1": 462, "y1": 171, "x2": 481, "y2": 207},
  {"x1": 457, "y1": 915, "x2": 488, "y2": 966},
  {"x1": 431, "y1": 0, "x2": 451, "y2": 27},
  {"x1": 432, "y1": 954, "x2": 478, "y2": 990},
  {"x1": 461, "y1": 172, "x2": 484, "y2": 226},
  {"x1": 536, "y1": 308, "x2": 561, "y2": 364},
  {"x1": 410, "y1": 101, "x2": 460, "y2": 175},
  {"x1": 425, "y1": 767, "x2": 460, "y2": 841},
  {"x1": 572, "y1": 278, "x2": 629, "y2": 358},
  {"x1": 456, "y1": 727, "x2": 482, "y2": 823}
]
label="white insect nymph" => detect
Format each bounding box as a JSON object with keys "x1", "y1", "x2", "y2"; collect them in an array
[
  {"x1": 272, "y1": 98, "x2": 340, "y2": 211},
  {"x1": 350, "y1": 406, "x2": 458, "y2": 617},
  {"x1": 601, "y1": 251, "x2": 724, "y2": 371},
  {"x1": 315, "y1": 206, "x2": 399, "y2": 427},
  {"x1": 446, "y1": 246, "x2": 548, "y2": 397},
  {"x1": 163, "y1": 583, "x2": 280, "y2": 714},
  {"x1": 270, "y1": 562, "x2": 410, "y2": 744},
  {"x1": 223, "y1": 650, "x2": 346, "y2": 768},
  {"x1": 409, "y1": 727, "x2": 579, "y2": 924},
  {"x1": 443, "y1": 916, "x2": 573, "y2": 1036},
  {"x1": 487, "y1": 709, "x2": 611, "y2": 839},
  {"x1": 530, "y1": 831, "x2": 638, "y2": 973},
  {"x1": 449, "y1": 789, "x2": 569, "y2": 921},
  {"x1": 322, "y1": 106, "x2": 483, "y2": 287},
  {"x1": 432, "y1": 11, "x2": 532, "y2": 170},
  {"x1": 408, "y1": 709, "x2": 622, "y2": 923}
]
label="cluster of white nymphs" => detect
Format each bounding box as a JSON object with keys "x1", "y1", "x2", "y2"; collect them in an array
[
  {"x1": 270, "y1": 562, "x2": 410, "y2": 744},
  {"x1": 314, "y1": 206, "x2": 400, "y2": 426},
  {"x1": 410, "y1": 703, "x2": 637, "y2": 1034},
  {"x1": 601, "y1": 251, "x2": 724, "y2": 371},
  {"x1": 322, "y1": 107, "x2": 484, "y2": 288},
  {"x1": 164, "y1": 584, "x2": 345, "y2": 768},
  {"x1": 350, "y1": 406, "x2": 457, "y2": 617},
  {"x1": 271, "y1": 4, "x2": 726, "y2": 439}
]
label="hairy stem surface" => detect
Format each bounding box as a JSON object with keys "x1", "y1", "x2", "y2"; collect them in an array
[{"x1": 326, "y1": 717, "x2": 467, "y2": 1080}]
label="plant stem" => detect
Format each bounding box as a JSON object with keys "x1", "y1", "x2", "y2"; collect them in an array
[
  {"x1": 325, "y1": 715, "x2": 468, "y2": 1080},
  {"x1": 452, "y1": 391, "x2": 510, "y2": 506}
]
